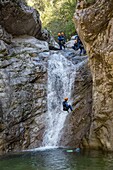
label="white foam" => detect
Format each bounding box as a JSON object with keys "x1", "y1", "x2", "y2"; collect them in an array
[
  {"x1": 42, "y1": 53, "x2": 76, "y2": 147},
  {"x1": 23, "y1": 146, "x2": 58, "y2": 152}
]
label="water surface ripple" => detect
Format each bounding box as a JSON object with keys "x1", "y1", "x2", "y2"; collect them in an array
[{"x1": 0, "y1": 149, "x2": 113, "y2": 170}]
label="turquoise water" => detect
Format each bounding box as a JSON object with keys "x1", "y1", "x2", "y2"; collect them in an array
[{"x1": 0, "y1": 149, "x2": 113, "y2": 170}]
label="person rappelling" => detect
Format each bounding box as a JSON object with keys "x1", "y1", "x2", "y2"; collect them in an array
[{"x1": 63, "y1": 97, "x2": 73, "y2": 112}]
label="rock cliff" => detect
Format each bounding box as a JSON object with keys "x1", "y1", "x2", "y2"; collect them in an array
[
  {"x1": 60, "y1": 55, "x2": 92, "y2": 147},
  {"x1": 74, "y1": 0, "x2": 113, "y2": 151},
  {"x1": 0, "y1": 34, "x2": 49, "y2": 152}
]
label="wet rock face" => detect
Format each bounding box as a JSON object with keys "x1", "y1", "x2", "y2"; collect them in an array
[
  {"x1": 74, "y1": 0, "x2": 113, "y2": 150},
  {"x1": 0, "y1": 34, "x2": 49, "y2": 153},
  {"x1": 60, "y1": 56, "x2": 92, "y2": 147},
  {"x1": 0, "y1": 0, "x2": 42, "y2": 39}
]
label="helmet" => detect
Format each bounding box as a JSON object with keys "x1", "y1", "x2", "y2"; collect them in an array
[
  {"x1": 58, "y1": 33, "x2": 61, "y2": 36},
  {"x1": 61, "y1": 32, "x2": 64, "y2": 35},
  {"x1": 64, "y1": 97, "x2": 68, "y2": 101}
]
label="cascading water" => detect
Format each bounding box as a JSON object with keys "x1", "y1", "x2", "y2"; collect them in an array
[
  {"x1": 42, "y1": 51, "x2": 87, "y2": 148},
  {"x1": 43, "y1": 51, "x2": 76, "y2": 147}
]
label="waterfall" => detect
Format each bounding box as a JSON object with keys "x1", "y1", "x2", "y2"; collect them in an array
[{"x1": 43, "y1": 52, "x2": 76, "y2": 147}]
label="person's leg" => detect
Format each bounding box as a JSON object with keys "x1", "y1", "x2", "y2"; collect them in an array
[
  {"x1": 64, "y1": 107, "x2": 69, "y2": 113},
  {"x1": 73, "y1": 45, "x2": 78, "y2": 51},
  {"x1": 77, "y1": 42, "x2": 80, "y2": 49},
  {"x1": 59, "y1": 44, "x2": 62, "y2": 50},
  {"x1": 63, "y1": 44, "x2": 65, "y2": 49},
  {"x1": 68, "y1": 105, "x2": 73, "y2": 111},
  {"x1": 64, "y1": 44, "x2": 65, "y2": 49},
  {"x1": 72, "y1": 45, "x2": 77, "y2": 50},
  {"x1": 72, "y1": 46, "x2": 75, "y2": 50},
  {"x1": 83, "y1": 48, "x2": 86, "y2": 55},
  {"x1": 75, "y1": 46, "x2": 78, "y2": 50}
]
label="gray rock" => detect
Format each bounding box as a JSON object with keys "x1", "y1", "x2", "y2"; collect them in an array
[
  {"x1": 0, "y1": 36, "x2": 48, "y2": 153},
  {"x1": 74, "y1": 0, "x2": 113, "y2": 151},
  {"x1": 0, "y1": 25, "x2": 12, "y2": 43},
  {"x1": 0, "y1": 1, "x2": 42, "y2": 39}
]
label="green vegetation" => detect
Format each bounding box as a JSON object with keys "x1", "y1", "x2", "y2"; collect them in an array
[{"x1": 26, "y1": 0, "x2": 77, "y2": 40}]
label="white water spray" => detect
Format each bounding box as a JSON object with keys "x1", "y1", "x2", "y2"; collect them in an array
[{"x1": 43, "y1": 52, "x2": 87, "y2": 147}]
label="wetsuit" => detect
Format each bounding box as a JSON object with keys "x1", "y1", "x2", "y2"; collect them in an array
[{"x1": 63, "y1": 101, "x2": 73, "y2": 111}]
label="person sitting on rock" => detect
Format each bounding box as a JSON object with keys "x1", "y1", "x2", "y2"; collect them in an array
[
  {"x1": 63, "y1": 97, "x2": 73, "y2": 112},
  {"x1": 72, "y1": 34, "x2": 80, "y2": 50},
  {"x1": 72, "y1": 34, "x2": 86, "y2": 55},
  {"x1": 72, "y1": 39, "x2": 79, "y2": 50}
]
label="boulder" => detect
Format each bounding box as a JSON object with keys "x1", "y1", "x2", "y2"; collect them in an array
[
  {"x1": 0, "y1": 0, "x2": 42, "y2": 39},
  {"x1": 41, "y1": 29, "x2": 60, "y2": 50},
  {"x1": 66, "y1": 39, "x2": 75, "y2": 48}
]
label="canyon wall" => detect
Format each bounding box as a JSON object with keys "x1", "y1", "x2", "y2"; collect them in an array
[
  {"x1": 0, "y1": 33, "x2": 49, "y2": 153},
  {"x1": 74, "y1": 0, "x2": 113, "y2": 151},
  {"x1": 0, "y1": 1, "x2": 49, "y2": 153}
]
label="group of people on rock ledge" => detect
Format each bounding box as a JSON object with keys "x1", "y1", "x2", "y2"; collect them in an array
[
  {"x1": 57, "y1": 32, "x2": 66, "y2": 50},
  {"x1": 57, "y1": 32, "x2": 86, "y2": 56}
]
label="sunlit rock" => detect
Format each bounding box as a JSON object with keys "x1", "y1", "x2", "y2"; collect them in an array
[
  {"x1": 0, "y1": 36, "x2": 49, "y2": 153},
  {"x1": 74, "y1": 0, "x2": 113, "y2": 151}
]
